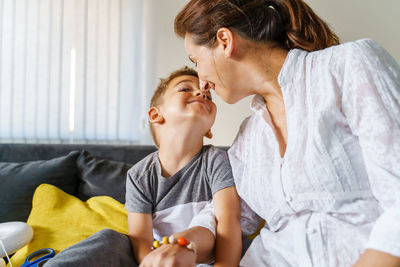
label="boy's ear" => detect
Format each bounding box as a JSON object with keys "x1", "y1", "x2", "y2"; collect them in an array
[
  {"x1": 205, "y1": 129, "x2": 213, "y2": 139},
  {"x1": 216, "y1": 27, "x2": 234, "y2": 58},
  {"x1": 148, "y1": 107, "x2": 164, "y2": 124}
]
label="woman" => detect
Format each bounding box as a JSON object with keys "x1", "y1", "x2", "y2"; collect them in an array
[{"x1": 172, "y1": 0, "x2": 400, "y2": 266}]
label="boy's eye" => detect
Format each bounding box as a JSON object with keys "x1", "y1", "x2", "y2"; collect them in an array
[{"x1": 179, "y1": 88, "x2": 191, "y2": 92}]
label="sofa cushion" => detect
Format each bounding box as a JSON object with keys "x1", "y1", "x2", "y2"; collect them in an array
[
  {"x1": 77, "y1": 151, "x2": 133, "y2": 203},
  {"x1": 10, "y1": 184, "x2": 128, "y2": 267},
  {"x1": 0, "y1": 151, "x2": 80, "y2": 223}
]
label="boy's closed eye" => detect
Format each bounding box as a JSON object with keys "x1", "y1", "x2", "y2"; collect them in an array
[
  {"x1": 179, "y1": 88, "x2": 192, "y2": 92},
  {"x1": 177, "y1": 85, "x2": 213, "y2": 101}
]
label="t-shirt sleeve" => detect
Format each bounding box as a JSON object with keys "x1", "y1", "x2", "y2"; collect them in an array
[
  {"x1": 125, "y1": 168, "x2": 153, "y2": 214},
  {"x1": 205, "y1": 147, "x2": 236, "y2": 195}
]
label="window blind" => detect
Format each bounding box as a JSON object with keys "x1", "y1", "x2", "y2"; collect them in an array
[{"x1": 0, "y1": 0, "x2": 155, "y2": 144}]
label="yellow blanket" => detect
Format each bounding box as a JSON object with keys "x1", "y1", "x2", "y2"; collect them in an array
[{"x1": 9, "y1": 184, "x2": 128, "y2": 267}]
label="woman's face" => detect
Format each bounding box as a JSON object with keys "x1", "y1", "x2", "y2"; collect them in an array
[{"x1": 184, "y1": 34, "x2": 246, "y2": 104}]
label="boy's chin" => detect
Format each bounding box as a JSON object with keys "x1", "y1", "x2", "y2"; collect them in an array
[{"x1": 185, "y1": 112, "x2": 215, "y2": 124}]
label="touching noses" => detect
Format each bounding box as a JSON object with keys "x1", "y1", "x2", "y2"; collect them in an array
[
  {"x1": 199, "y1": 79, "x2": 211, "y2": 92},
  {"x1": 195, "y1": 90, "x2": 208, "y2": 99}
]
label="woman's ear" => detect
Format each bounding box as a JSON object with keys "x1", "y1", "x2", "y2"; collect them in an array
[
  {"x1": 216, "y1": 27, "x2": 234, "y2": 58},
  {"x1": 148, "y1": 107, "x2": 164, "y2": 124},
  {"x1": 205, "y1": 129, "x2": 213, "y2": 139}
]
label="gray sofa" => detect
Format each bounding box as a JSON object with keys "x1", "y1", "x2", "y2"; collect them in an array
[
  {"x1": 0, "y1": 143, "x2": 157, "y2": 223},
  {"x1": 1, "y1": 143, "x2": 251, "y2": 265}
]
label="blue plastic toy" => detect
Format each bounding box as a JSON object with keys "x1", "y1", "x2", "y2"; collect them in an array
[{"x1": 20, "y1": 248, "x2": 55, "y2": 267}]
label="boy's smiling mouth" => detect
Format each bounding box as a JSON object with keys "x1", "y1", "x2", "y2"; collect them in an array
[{"x1": 188, "y1": 99, "x2": 211, "y2": 112}]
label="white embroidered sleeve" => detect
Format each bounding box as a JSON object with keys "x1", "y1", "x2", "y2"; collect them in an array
[
  {"x1": 188, "y1": 201, "x2": 217, "y2": 237},
  {"x1": 239, "y1": 198, "x2": 264, "y2": 237},
  {"x1": 343, "y1": 39, "x2": 400, "y2": 257}
]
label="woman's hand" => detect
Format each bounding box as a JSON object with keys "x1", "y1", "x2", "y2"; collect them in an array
[
  {"x1": 139, "y1": 244, "x2": 196, "y2": 267},
  {"x1": 353, "y1": 249, "x2": 400, "y2": 267}
]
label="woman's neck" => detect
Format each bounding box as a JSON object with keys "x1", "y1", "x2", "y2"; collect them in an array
[
  {"x1": 246, "y1": 44, "x2": 289, "y2": 156},
  {"x1": 242, "y1": 43, "x2": 289, "y2": 103}
]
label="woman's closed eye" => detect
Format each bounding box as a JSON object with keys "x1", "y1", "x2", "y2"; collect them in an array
[{"x1": 188, "y1": 57, "x2": 197, "y2": 67}]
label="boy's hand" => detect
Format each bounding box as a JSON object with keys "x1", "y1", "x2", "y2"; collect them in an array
[{"x1": 139, "y1": 244, "x2": 196, "y2": 267}]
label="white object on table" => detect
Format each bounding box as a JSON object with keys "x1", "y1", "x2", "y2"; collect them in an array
[{"x1": 0, "y1": 222, "x2": 33, "y2": 258}]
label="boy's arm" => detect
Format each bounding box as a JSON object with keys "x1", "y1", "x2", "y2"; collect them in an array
[
  {"x1": 213, "y1": 186, "x2": 242, "y2": 267},
  {"x1": 138, "y1": 225, "x2": 215, "y2": 266},
  {"x1": 170, "y1": 225, "x2": 216, "y2": 263},
  {"x1": 128, "y1": 211, "x2": 154, "y2": 263}
]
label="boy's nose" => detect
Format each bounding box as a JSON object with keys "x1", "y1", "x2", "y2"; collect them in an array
[{"x1": 195, "y1": 90, "x2": 208, "y2": 99}]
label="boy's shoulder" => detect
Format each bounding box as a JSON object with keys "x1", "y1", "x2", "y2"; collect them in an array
[
  {"x1": 201, "y1": 145, "x2": 231, "y2": 171},
  {"x1": 127, "y1": 151, "x2": 158, "y2": 179},
  {"x1": 202, "y1": 144, "x2": 228, "y2": 156},
  {"x1": 202, "y1": 145, "x2": 230, "y2": 161}
]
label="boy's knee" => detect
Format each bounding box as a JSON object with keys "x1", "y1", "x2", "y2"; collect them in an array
[{"x1": 96, "y1": 229, "x2": 121, "y2": 240}]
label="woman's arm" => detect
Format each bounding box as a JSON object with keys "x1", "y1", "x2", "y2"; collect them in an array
[
  {"x1": 170, "y1": 226, "x2": 216, "y2": 263},
  {"x1": 139, "y1": 224, "x2": 216, "y2": 266},
  {"x1": 342, "y1": 39, "x2": 400, "y2": 263},
  {"x1": 137, "y1": 186, "x2": 242, "y2": 266},
  {"x1": 353, "y1": 249, "x2": 400, "y2": 267},
  {"x1": 127, "y1": 212, "x2": 154, "y2": 263},
  {"x1": 213, "y1": 186, "x2": 242, "y2": 267},
  {"x1": 163, "y1": 187, "x2": 242, "y2": 267}
]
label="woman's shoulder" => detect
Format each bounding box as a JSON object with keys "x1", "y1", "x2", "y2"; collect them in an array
[
  {"x1": 332, "y1": 39, "x2": 398, "y2": 75},
  {"x1": 333, "y1": 38, "x2": 379, "y2": 50},
  {"x1": 319, "y1": 38, "x2": 388, "y2": 64},
  {"x1": 305, "y1": 38, "x2": 382, "y2": 61},
  {"x1": 311, "y1": 38, "x2": 378, "y2": 53},
  {"x1": 308, "y1": 39, "x2": 397, "y2": 82}
]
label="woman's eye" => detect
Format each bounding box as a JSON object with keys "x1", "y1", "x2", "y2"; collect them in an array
[{"x1": 180, "y1": 88, "x2": 191, "y2": 92}]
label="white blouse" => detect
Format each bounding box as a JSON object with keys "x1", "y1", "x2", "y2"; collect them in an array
[{"x1": 227, "y1": 39, "x2": 400, "y2": 267}]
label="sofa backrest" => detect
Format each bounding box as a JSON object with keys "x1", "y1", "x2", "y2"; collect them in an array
[{"x1": 0, "y1": 143, "x2": 157, "y2": 164}]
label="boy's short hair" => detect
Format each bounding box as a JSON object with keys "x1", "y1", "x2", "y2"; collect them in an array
[{"x1": 149, "y1": 66, "x2": 198, "y2": 147}]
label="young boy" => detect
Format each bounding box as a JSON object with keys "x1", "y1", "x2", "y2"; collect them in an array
[{"x1": 125, "y1": 66, "x2": 242, "y2": 266}]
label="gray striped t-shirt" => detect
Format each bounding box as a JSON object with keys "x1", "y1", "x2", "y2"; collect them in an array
[{"x1": 125, "y1": 145, "x2": 235, "y2": 241}]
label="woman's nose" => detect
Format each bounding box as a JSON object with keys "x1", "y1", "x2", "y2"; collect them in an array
[{"x1": 199, "y1": 80, "x2": 210, "y2": 92}]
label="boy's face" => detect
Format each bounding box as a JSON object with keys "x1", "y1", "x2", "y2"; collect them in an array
[{"x1": 153, "y1": 75, "x2": 217, "y2": 137}]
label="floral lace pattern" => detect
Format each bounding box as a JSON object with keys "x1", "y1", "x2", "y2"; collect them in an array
[{"x1": 229, "y1": 39, "x2": 400, "y2": 266}]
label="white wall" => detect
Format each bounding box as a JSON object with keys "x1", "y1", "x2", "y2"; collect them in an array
[
  {"x1": 151, "y1": 0, "x2": 400, "y2": 146},
  {"x1": 305, "y1": 0, "x2": 400, "y2": 63}
]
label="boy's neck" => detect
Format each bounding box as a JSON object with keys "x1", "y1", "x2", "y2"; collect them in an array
[{"x1": 157, "y1": 127, "x2": 205, "y2": 178}]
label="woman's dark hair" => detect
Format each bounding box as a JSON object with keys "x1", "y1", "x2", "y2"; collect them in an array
[{"x1": 175, "y1": 0, "x2": 339, "y2": 51}]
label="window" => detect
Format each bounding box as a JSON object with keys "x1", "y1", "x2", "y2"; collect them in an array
[{"x1": 0, "y1": 0, "x2": 154, "y2": 144}]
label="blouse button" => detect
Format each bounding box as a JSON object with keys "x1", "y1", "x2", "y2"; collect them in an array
[
  {"x1": 285, "y1": 195, "x2": 293, "y2": 202},
  {"x1": 307, "y1": 228, "x2": 316, "y2": 235}
]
